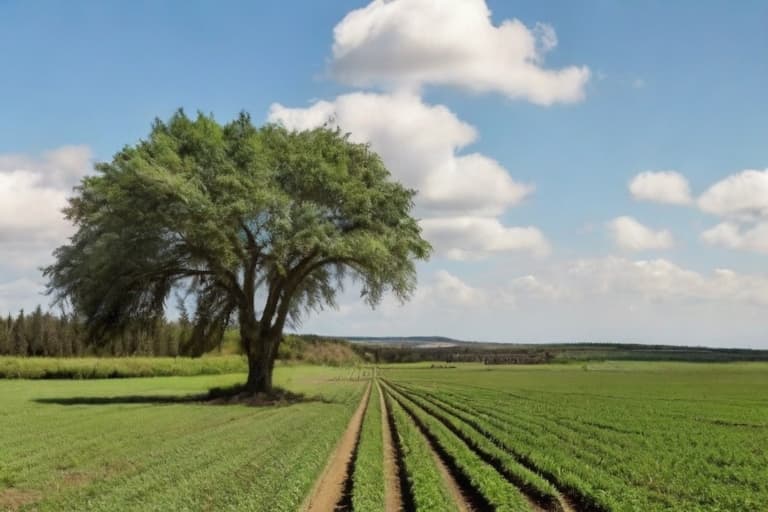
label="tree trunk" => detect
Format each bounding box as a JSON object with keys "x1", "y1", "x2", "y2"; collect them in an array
[
  {"x1": 242, "y1": 325, "x2": 279, "y2": 394},
  {"x1": 245, "y1": 351, "x2": 274, "y2": 393}
]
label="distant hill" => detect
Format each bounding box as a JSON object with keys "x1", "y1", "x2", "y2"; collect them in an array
[{"x1": 333, "y1": 336, "x2": 768, "y2": 364}]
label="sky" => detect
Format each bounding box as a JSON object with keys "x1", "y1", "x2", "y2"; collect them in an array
[{"x1": 1, "y1": 0, "x2": 767, "y2": 347}]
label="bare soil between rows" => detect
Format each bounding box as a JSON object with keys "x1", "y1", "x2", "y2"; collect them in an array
[
  {"x1": 378, "y1": 382, "x2": 404, "y2": 512},
  {"x1": 303, "y1": 381, "x2": 372, "y2": 512}
]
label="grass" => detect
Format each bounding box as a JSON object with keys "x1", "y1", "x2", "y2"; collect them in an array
[
  {"x1": 0, "y1": 366, "x2": 367, "y2": 511},
  {"x1": 0, "y1": 355, "x2": 249, "y2": 379},
  {"x1": 351, "y1": 381, "x2": 386, "y2": 511}
]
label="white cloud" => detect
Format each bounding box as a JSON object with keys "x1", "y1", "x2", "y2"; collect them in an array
[
  {"x1": 609, "y1": 216, "x2": 674, "y2": 251},
  {"x1": 509, "y1": 274, "x2": 568, "y2": 302},
  {"x1": 568, "y1": 256, "x2": 768, "y2": 306},
  {"x1": 701, "y1": 221, "x2": 768, "y2": 254},
  {"x1": 0, "y1": 146, "x2": 91, "y2": 270},
  {"x1": 269, "y1": 92, "x2": 547, "y2": 260},
  {"x1": 330, "y1": 0, "x2": 590, "y2": 105},
  {"x1": 300, "y1": 258, "x2": 768, "y2": 347},
  {"x1": 423, "y1": 270, "x2": 488, "y2": 306},
  {"x1": 629, "y1": 171, "x2": 692, "y2": 205},
  {"x1": 269, "y1": 92, "x2": 531, "y2": 217},
  {"x1": 420, "y1": 217, "x2": 550, "y2": 259},
  {"x1": 698, "y1": 169, "x2": 768, "y2": 220}
]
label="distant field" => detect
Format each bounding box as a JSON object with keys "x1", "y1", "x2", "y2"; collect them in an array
[{"x1": 2, "y1": 362, "x2": 766, "y2": 511}]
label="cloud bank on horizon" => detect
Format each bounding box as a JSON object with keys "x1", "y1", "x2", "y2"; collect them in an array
[{"x1": 1, "y1": 0, "x2": 766, "y2": 347}]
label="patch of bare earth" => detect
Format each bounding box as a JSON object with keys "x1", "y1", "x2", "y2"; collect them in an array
[
  {"x1": 377, "y1": 382, "x2": 402, "y2": 512},
  {"x1": 0, "y1": 488, "x2": 42, "y2": 511},
  {"x1": 303, "y1": 381, "x2": 372, "y2": 512},
  {"x1": 417, "y1": 420, "x2": 472, "y2": 512}
]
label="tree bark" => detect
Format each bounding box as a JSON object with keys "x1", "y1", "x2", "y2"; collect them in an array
[
  {"x1": 242, "y1": 324, "x2": 279, "y2": 394},
  {"x1": 245, "y1": 350, "x2": 274, "y2": 393}
]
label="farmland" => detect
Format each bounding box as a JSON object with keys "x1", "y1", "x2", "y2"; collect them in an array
[{"x1": 1, "y1": 362, "x2": 766, "y2": 511}]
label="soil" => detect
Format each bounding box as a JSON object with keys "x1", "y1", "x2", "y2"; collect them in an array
[
  {"x1": 428, "y1": 440, "x2": 473, "y2": 512},
  {"x1": 0, "y1": 488, "x2": 42, "y2": 511},
  {"x1": 303, "y1": 382, "x2": 372, "y2": 512},
  {"x1": 377, "y1": 382, "x2": 403, "y2": 512}
]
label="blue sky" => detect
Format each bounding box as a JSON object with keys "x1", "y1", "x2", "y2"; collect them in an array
[{"x1": 1, "y1": 0, "x2": 767, "y2": 347}]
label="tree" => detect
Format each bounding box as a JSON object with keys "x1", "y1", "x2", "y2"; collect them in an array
[
  {"x1": 12, "y1": 310, "x2": 28, "y2": 356},
  {"x1": 29, "y1": 305, "x2": 44, "y2": 356},
  {"x1": 0, "y1": 319, "x2": 9, "y2": 355},
  {"x1": 45, "y1": 111, "x2": 431, "y2": 392}
]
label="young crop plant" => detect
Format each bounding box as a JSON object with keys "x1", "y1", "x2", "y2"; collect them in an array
[
  {"x1": 386, "y1": 389, "x2": 459, "y2": 512},
  {"x1": 391, "y1": 382, "x2": 564, "y2": 511},
  {"x1": 351, "y1": 381, "x2": 386, "y2": 511},
  {"x1": 385, "y1": 383, "x2": 531, "y2": 512}
]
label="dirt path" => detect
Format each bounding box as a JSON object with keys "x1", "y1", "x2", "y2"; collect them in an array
[
  {"x1": 303, "y1": 381, "x2": 372, "y2": 512},
  {"x1": 429, "y1": 438, "x2": 472, "y2": 512},
  {"x1": 377, "y1": 381, "x2": 402, "y2": 512},
  {"x1": 558, "y1": 495, "x2": 577, "y2": 512}
]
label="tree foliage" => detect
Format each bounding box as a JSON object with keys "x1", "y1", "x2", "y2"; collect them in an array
[{"x1": 45, "y1": 111, "x2": 431, "y2": 390}]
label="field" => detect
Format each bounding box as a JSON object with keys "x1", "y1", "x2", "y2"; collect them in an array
[{"x1": 1, "y1": 362, "x2": 766, "y2": 511}]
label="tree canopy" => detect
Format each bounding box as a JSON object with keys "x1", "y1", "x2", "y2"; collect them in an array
[{"x1": 45, "y1": 110, "x2": 431, "y2": 391}]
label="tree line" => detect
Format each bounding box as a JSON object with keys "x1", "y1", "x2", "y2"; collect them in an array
[{"x1": 0, "y1": 306, "x2": 194, "y2": 357}]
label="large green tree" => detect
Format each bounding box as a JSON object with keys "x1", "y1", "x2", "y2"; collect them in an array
[{"x1": 45, "y1": 111, "x2": 431, "y2": 392}]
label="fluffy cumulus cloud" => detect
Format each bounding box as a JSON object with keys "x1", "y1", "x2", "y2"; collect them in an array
[
  {"x1": 608, "y1": 216, "x2": 674, "y2": 251},
  {"x1": 421, "y1": 270, "x2": 488, "y2": 307},
  {"x1": 629, "y1": 171, "x2": 692, "y2": 205},
  {"x1": 701, "y1": 221, "x2": 768, "y2": 254},
  {"x1": 330, "y1": 0, "x2": 590, "y2": 105},
  {"x1": 269, "y1": 92, "x2": 548, "y2": 258},
  {"x1": 0, "y1": 146, "x2": 91, "y2": 271},
  {"x1": 698, "y1": 169, "x2": 768, "y2": 219},
  {"x1": 696, "y1": 169, "x2": 768, "y2": 254},
  {"x1": 421, "y1": 217, "x2": 549, "y2": 260},
  {"x1": 269, "y1": 92, "x2": 530, "y2": 217}
]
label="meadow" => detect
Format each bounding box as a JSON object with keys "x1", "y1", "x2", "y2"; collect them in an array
[{"x1": 1, "y1": 361, "x2": 766, "y2": 511}]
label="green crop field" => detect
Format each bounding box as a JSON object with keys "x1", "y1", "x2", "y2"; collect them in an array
[
  {"x1": 382, "y1": 362, "x2": 768, "y2": 511},
  {"x1": 2, "y1": 361, "x2": 766, "y2": 511},
  {"x1": 0, "y1": 366, "x2": 367, "y2": 511}
]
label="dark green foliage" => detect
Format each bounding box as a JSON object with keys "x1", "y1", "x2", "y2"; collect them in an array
[
  {"x1": 0, "y1": 318, "x2": 10, "y2": 355},
  {"x1": 12, "y1": 310, "x2": 28, "y2": 356}
]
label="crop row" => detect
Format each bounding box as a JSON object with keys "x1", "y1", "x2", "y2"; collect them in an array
[
  {"x1": 384, "y1": 381, "x2": 540, "y2": 511},
  {"x1": 387, "y1": 381, "x2": 566, "y2": 511},
  {"x1": 384, "y1": 382, "x2": 460, "y2": 511},
  {"x1": 393, "y1": 377, "x2": 768, "y2": 511}
]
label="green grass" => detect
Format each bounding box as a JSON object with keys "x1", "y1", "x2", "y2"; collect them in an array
[
  {"x1": 383, "y1": 361, "x2": 768, "y2": 511},
  {"x1": 0, "y1": 355, "x2": 249, "y2": 379},
  {"x1": 350, "y1": 381, "x2": 386, "y2": 511},
  {"x1": 0, "y1": 366, "x2": 367, "y2": 511}
]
